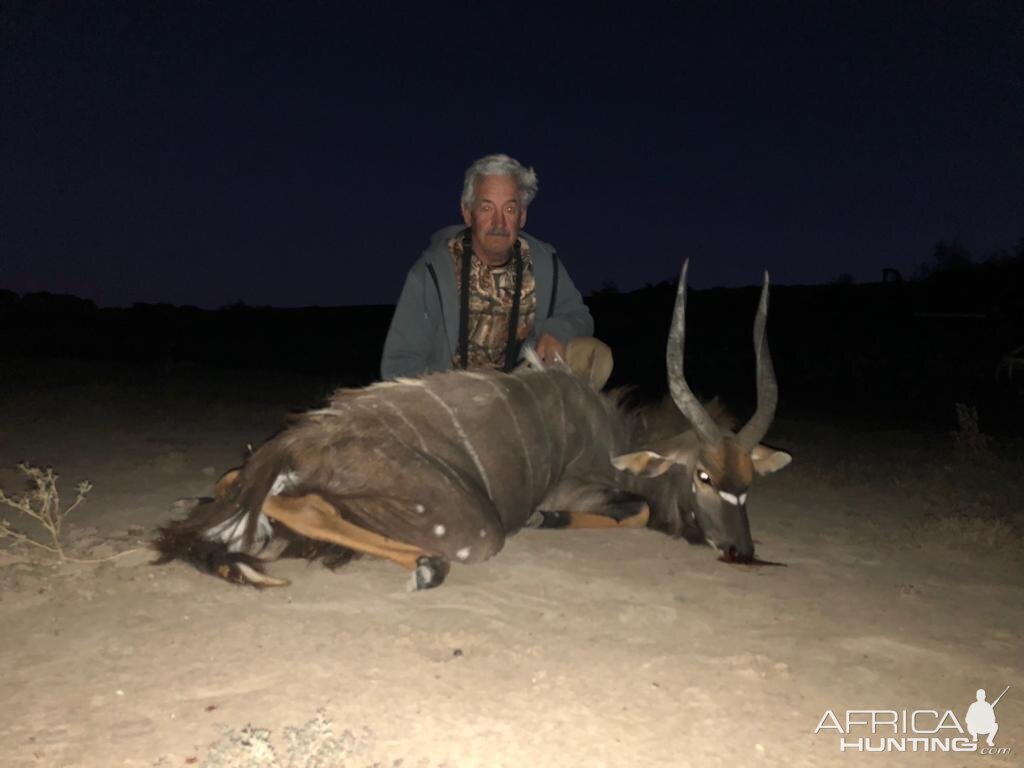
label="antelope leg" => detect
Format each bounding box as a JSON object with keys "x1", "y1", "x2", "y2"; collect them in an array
[
  {"x1": 537, "y1": 503, "x2": 651, "y2": 530},
  {"x1": 214, "y1": 468, "x2": 241, "y2": 500},
  {"x1": 262, "y1": 492, "x2": 437, "y2": 572}
]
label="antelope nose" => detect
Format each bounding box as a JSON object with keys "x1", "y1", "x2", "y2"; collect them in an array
[{"x1": 724, "y1": 543, "x2": 755, "y2": 564}]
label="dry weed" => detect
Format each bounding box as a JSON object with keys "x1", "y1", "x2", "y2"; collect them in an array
[
  {"x1": 0, "y1": 462, "x2": 92, "y2": 562},
  {"x1": 952, "y1": 402, "x2": 991, "y2": 462}
]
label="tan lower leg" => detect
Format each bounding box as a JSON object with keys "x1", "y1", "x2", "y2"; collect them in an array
[
  {"x1": 262, "y1": 493, "x2": 430, "y2": 571},
  {"x1": 565, "y1": 504, "x2": 650, "y2": 529}
]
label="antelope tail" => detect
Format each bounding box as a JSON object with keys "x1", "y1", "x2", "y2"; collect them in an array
[{"x1": 151, "y1": 436, "x2": 294, "y2": 587}]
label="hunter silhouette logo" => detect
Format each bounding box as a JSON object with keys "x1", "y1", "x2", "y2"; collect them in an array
[
  {"x1": 966, "y1": 686, "x2": 1008, "y2": 748},
  {"x1": 814, "y1": 685, "x2": 1012, "y2": 755}
]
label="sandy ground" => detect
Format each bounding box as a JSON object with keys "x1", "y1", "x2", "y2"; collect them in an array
[{"x1": 0, "y1": 361, "x2": 1021, "y2": 767}]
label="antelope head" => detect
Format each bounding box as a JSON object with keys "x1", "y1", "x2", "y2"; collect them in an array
[{"x1": 613, "y1": 260, "x2": 791, "y2": 562}]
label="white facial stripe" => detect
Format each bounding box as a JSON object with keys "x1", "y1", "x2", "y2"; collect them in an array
[
  {"x1": 718, "y1": 490, "x2": 740, "y2": 506},
  {"x1": 739, "y1": 493, "x2": 748, "y2": 506}
]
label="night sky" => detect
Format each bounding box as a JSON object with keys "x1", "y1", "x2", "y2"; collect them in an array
[{"x1": 2, "y1": 2, "x2": 1021, "y2": 308}]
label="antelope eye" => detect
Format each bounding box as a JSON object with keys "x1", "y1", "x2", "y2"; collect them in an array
[{"x1": 697, "y1": 470, "x2": 711, "y2": 484}]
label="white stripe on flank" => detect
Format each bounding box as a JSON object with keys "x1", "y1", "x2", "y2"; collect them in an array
[
  {"x1": 377, "y1": 398, "x2": 430, "y2": 453},
  {"x1": 565, "y1": 371, "x2": 602, "y2": 459},
  {"x1": 365, "y1": 399, "x2": 474, "y2": 494},
  {"x1": 513, "y1": 376, "x2": 553, "y2": 489},
  {"x1": 534, "y1": 371, "x2": 566, "y2": 472},
  {"x1": 555, "y1": 373, "x2": 567, "y2": 470},
  {"x1": 423, "y1": 386, "x2": 493, "y2": 500},
  {"x1": 478, "y1": 376, "x2": 534, "y2": 493}
]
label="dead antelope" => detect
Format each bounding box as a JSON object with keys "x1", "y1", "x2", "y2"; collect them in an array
[
  {"x1": 153, "y1": 260, "x2": 790, "y2": 588},
  {"x1": 608, "y1": 260, "x2": 792, "y2": 562}
]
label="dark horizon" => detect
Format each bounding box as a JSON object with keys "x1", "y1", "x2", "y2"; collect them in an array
[{"x1": 3, "y1": 3, "x2": 1021, "y2": 309}]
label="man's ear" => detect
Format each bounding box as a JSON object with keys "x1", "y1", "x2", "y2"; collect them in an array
[{"x1": 461, "y1": 202, "x2": 472, "y2": 227}]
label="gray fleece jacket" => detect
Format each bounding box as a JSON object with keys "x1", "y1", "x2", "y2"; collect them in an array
[{"x1": 381, "y1": 225, "x2": 594, "y2": 379}]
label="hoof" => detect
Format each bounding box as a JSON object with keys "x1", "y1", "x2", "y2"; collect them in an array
[{"x1": 407, "y1": 554, "x2": 449, "y2": 591}]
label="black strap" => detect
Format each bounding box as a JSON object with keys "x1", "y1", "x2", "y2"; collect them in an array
[
  {"x1": 548, "y1": 252, "x2": 559, "y2": 318},
  {"x1": 425, "y1": 262, "x2": 446, "y2": 331},
  {"x1": 457, "y1": 231, "x2": 473, "y2": 369},
  {"x1": 502, "y1": 240, "x2": 525, "y2": 372}
]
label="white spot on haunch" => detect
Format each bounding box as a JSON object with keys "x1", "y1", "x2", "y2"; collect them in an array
[
  {"x1": 433, "y1": 524, "x2": 446, "y2": 537},
  {"x1": 456, "y1": 547, "x2": 471, "y2": 561},
  {"x1": 414, "y1": 503, "x2": 425, "y2": 514}
]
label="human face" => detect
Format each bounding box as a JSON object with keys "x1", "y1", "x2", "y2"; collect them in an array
[{"x1": 460, "y1": 174, "x2": 528, "y2": 266}]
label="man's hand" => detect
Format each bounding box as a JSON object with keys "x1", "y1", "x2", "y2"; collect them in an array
[{"x1": 534, "y1": 332, "x2": 566, "y2": 364}]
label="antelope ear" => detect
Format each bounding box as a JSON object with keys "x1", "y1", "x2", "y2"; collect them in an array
[
  {"x1": 612, "y1": 450, "x2": 678, "y2": 478},
  {"x1": 750, "y1": 444, "x2": 792, "y2": 476},
  {"x1": 565, "y1": 337, "x2": 614, "y2": 390}
]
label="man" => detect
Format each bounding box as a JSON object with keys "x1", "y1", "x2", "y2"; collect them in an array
[
  {"x1": 381, "y1": 154, "x2": 593, "y2": 379},
  {"x1": 966, "y1": 688, "x2": 1001, "y2": 748}
]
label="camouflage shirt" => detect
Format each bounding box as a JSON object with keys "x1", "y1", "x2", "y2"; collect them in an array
[{"x1": 450, "y1": 233, "x2": 537, "y2": 370}]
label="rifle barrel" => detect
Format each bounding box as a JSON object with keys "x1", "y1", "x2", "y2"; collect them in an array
[{"x1": 991, "y1": 685, "x2": 1010, "y2": 708}]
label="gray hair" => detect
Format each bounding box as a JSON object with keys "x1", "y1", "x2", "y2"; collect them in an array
[{"x1": 461, "y1": 153, "x2": 539, "y2": 209}]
